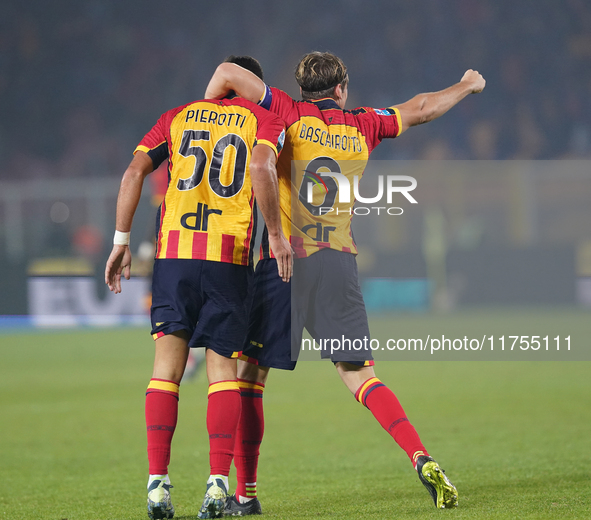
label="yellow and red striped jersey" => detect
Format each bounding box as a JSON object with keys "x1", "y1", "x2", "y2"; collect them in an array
[
  {"x1": 135, "y1": 98, "x2": 285, "y2": 265},
  {"x1": 258, "y1": 87, "x2": 401, "y2": 258}
]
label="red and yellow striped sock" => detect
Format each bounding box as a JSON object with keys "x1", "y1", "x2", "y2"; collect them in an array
[
  {"x1": 355, "y1": 377, "x2": 429, "y2": 466},
  {"x1": 234, "y1": 379, "x2": 265, "y2": 501},
  {"x1": 207, "y1": 380, "x2": 241, "y2": 476},
  {"x1": 145, "y1": 378, "x2": 180, "y2": 475}
]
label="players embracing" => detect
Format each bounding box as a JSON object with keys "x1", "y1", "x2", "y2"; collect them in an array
[{"x1": 204, "y1": 51, "x2": 485, "y2": 515}]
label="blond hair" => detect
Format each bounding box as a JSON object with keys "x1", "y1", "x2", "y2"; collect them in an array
[{"x1": 295, "y1": 52, "x2": 348, "y2": 101}]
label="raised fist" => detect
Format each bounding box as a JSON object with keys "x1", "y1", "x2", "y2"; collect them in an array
[{"x1": 461, "y1": 69, "x2": 486, "y2": 94}]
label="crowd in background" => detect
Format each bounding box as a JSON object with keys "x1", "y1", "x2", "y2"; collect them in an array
[{"x1": 1, "y1": 0, "x2": 591, "y2": 183}]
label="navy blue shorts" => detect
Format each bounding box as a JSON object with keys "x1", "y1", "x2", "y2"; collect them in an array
[
  {"x1": 151, "y1": 259, "x2": 253, "y2": 359},
  {"x1": 243, "y1": 249, "x2": 373, "y2": 369}
]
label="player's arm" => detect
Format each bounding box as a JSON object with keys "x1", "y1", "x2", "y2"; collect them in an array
[
  {"x1": 204, "y1": 63, "x2": 266, "y2": 104},
  {"x1": 105, "y1": 151, "x2": 153, "y2": 294},
  {"x1": 394, "y1": 69, "x2": 485, "y2": 135},
  {"x1": 249, "y1": 144, "x2": 292, "y2": 282}
]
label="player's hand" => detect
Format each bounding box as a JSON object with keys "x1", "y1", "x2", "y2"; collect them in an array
[
  {"x1": 460, "y1": 69, "x2": 486, "y2": 94},
  {"x1": 268, "y1": 233, "x2": 293, "y2": 283},
  {"x1": 105, "y1": 245, "x2": 132, "y2": 294}
]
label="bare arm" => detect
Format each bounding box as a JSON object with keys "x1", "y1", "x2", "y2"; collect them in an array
[
  {"x1": 105, "y1": 151, "x2": 153, "y2": 293},
  {"x1": 204, "y1": 63, "x2": 266, "y2": 103},
  {"x1": 249, "y1": 144, "x2": 292, "y2": 282},
  {"x1": 394, "y1": 69, "x2": 485, "y2": 135}
]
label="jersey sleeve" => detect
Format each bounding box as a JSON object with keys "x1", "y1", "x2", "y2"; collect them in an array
[
  {"x1": 370, "y1": 107, "x2": 402, "y2": 140},
  {"x1": 354, "y1": 106, "x2": 402, "y2": 151},
  {"x1": 254, "y1": 108, "x2": 286, "y2": 157},
  {"x1": 134, "y1": 113, "x2": 170, "y2": 169},
  {"x1": 263, "y1": 87, "x2": 299, "y2": 127}
]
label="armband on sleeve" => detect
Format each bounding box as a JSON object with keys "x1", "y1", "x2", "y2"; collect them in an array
[{"x1": 258, "y1": 84, "x2": 272, "y2": 110}]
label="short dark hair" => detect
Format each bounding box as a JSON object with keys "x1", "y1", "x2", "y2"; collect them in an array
[
  {"x1": 295, "y1": 51, "x2": 348, "y2": 101},
  {"x1": 224, "y1": 55, "x2": 264, "y2": 81}
]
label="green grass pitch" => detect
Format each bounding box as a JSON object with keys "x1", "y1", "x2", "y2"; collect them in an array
[{"x1": 1, "y1": 309, "x2": 590, "y2": 519}]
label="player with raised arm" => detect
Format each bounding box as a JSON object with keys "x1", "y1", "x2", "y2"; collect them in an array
[
  {"x1": 105, "y1": 56, "x2": 291, "y2": 520},
  {"x1": 205, "y1": 52, "x2": 485, "y2": 514}
]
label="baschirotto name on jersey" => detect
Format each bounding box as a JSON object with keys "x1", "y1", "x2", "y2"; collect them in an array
[{"x1": 298, "y1": 123, "x2": 364, "y2": 152}]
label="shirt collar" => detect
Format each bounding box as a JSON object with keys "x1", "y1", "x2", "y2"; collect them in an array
[{"x1": 308, "y1": 97, "x2": 341, "y2": 111}]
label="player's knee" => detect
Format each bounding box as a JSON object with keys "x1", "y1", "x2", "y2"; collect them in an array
[
  {"x1": 238, "y1": 360, "x2": 269, "y2": 383},
  {"x1": 205, "y1": 348, "x2": 239, "y2": 383},
  {"x1": 335, "y1": 362, "x2": 376, "y2": 394}
]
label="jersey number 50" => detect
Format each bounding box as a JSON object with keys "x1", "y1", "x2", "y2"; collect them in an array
[{"x1": 176, "y1": 130, "x2": 247, "y2": 198}]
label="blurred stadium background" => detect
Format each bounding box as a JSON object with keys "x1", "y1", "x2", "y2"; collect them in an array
[
  {"x1": 1, "y1": 0, "x2": 591, "y2": 323},
  {"x1": 1, "y1": 2, "x2": 591, "y2": 518}
]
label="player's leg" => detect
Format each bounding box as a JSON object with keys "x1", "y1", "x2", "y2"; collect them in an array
[
  {"x1": 205, "y1": 348, "x2": 241, "y2": 484},
  {"x1": 312, "y1": 249, "x2": 458, "y2": 508},
  {"x1": 225, "y1": 257, "x2": 296, "y2": 516},
  {"x1": 311, "y1": 251, "x2": 416, "y2": 457},
  {"x1": 335, "y1": 361, "x2": 458, "y2": 508},
  {"x1": 227, "y1": 360, "x2": 269, "y2": 515},
  {"x1": 195, "y1": 261, "x2": 254, "y2": 519},
  {"x1": 238, "y1": 357, "x2": 270, "y2": 384},
  {"x1": 198, "y1": 349, "x2": 241, "y2": 519},
  {"x1": 146, "y1": 331, "x2": 190, "y2": 520},
  {"x1": 336, "y1": 361, "x2": 429, "y2": 464},
  {"x1": 147, "y1": 258, "x2": 203, "y2": 520}
]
